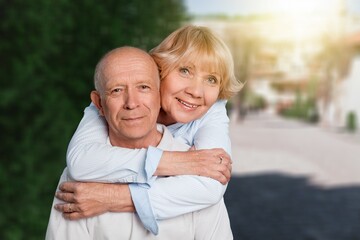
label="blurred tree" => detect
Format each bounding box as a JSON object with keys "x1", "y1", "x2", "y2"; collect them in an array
[
  {"x1": 0, "y1": 0, "x2": 187, "y2": 239},
  {"x1": 315, "y1": 34, "x2": 351, "y2": 127},
  {"x1": 224, "y1": 24, "x2": 263, "y2": 121}
]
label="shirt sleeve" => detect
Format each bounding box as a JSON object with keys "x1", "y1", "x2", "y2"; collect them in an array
[
  {"x1": 66, "y1": 103, "x2": 162, "y2": 183},
  {"x1": 129, "y1": 175, "x2": 226, "y2": 234},
  {"x1": 194, "y1": 100, "x2": 232, "y2": 154},
  {"x1": 129, "y1": 100, "x2": 231, "y2": 234}
]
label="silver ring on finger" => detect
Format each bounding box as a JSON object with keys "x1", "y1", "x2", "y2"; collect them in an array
[{"x1": 68, "y1": 203, "x2": 73, "y2": 212}]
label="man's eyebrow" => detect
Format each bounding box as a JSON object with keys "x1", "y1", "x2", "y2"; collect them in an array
[{"x1": 106, "y1": 83, "x2": 125, "y2": 88}]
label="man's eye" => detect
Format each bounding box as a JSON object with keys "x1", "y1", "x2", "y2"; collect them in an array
[
  {"x1": 140, "y1": 85, "x2": 150, "y2": 90},
  {"x1": 111, "y1": 88, "x2": 122, "y2": 93}
]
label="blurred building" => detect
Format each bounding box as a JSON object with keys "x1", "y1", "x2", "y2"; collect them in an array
[
  {"x1": 191, "y1": 16, "x2": 324, "y2": 113},
  {"x1": 190, "y1": 3, "x2": 360, "y2": 131},
  {"x1": 323, "y1": 33, "x2": 360, "y2": 130}
]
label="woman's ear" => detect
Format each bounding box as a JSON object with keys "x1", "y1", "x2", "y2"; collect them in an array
[{"x1": 90, "y1": 91, "x2": 104, "y2": 116}]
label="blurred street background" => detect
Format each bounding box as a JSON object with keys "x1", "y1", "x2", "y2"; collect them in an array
[
  {"x1": 1, "y1": 0, "x2": 360, "y2": 239},
  {"x1": 225, "y1": 111, "x2": 360, "y2": 239}
]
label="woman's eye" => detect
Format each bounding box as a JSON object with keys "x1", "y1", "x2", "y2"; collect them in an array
[
  {"x1": 207, "y1": 76, "x2": 218, "y2": 84},
  {"x1": 179, "y1": 67, "x2": 190, "y2": 75}
]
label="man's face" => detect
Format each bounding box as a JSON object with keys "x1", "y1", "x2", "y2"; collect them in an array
[{"x1": 93, "y1": 50, "x2": 161, "y2": 147}]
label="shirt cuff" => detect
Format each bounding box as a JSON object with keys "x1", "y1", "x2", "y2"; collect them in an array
[
  {"x1": 129, "y1": 183, "x2": 158, "y2": 235},
  {"x1": 144, "y1": 147, "x2": 163, "y2": 181}
]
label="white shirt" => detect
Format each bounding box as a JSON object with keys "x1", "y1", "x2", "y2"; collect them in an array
[{"x1": 45, "y1": 125, "x2": 233, "y2": 240}]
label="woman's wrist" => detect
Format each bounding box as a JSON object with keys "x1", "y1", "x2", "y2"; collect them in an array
[
  {"x1": 153, "y1": 149, "x2": 232, "y2": 184},
  {"x1": 155, "y1": 151, "x2": 193, "y2": 176}
]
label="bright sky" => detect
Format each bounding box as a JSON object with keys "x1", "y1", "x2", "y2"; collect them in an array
[
  {"x1": 184, "y1": 0, "x2": 360, "y2": 16},
  {"x1": 184, "y1": 0, "x2": 360, "y2": 47}
]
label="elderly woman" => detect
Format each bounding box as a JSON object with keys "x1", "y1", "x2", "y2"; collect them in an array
[{"x1": 55, "y1": 25, "x2": 242, "y2": 235}]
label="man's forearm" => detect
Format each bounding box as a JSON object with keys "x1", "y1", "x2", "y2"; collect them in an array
[
  {"x1": 108, "y1": 184, "x2": 135, "y2": 212},
  {"x1": 55, "y1": 182, "x2": 135, "y2": 220}
]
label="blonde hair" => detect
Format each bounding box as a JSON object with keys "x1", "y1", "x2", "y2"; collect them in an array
[{"x1": 150, "y1": 25, "x2": 243, "y2": 99}]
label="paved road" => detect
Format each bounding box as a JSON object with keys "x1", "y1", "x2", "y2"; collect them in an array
[{"x1": 224, "y1": 112, "x2": 360, "y2": 240}]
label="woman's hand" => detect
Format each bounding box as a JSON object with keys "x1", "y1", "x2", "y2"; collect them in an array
[
  {"x1": 54, "y1": 181, "x2": 135, "y2": 220},
  {"x1": 155, "y1": 148, "x2": 232, "y2": 184}
]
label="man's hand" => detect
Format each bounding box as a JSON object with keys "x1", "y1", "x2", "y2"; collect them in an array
[
  {"x1": 156, "y1": 148, "x2": 232, "y2": 184},
  {"x1": 54, "y1": 181, "x2": 135, "y2": 220}
]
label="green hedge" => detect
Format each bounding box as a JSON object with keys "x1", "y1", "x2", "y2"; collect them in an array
[
  {"x1": 346, "y1": 111, "x2": 357, "y2": 132},
  {"x1": 0, "y1": 1, "x2": 187, "y2": 239}
]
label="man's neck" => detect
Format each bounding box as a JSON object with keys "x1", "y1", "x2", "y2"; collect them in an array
[{"x1": 109, "y1": 128, "x2": 162, "y2": 149}]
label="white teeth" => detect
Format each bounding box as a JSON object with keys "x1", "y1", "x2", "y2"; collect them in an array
[{"x1": 177, "y1": 99, "x2": 198, "y2": 108}]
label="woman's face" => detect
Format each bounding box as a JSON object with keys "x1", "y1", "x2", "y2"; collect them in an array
[{"x1": 159, "y1": 65, "x2": 220, "y2": 125}]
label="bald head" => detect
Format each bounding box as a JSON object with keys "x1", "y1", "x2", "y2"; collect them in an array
[{"x1": 94, "y1": 46, "x2": 160, "y2": 95}]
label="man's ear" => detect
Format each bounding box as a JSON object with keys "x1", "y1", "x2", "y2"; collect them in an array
[{"x1": 90, "y1": 90, "x2": 105, "y2": 116}]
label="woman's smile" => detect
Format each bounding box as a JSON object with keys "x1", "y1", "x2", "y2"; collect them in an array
[{"x1": 176, "y1": 97, "x2": 200, "y2": 110}]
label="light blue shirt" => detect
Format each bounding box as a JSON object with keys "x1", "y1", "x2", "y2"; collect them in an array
[{"x1": 66, "y1": 100, "x2": 231, "y2": 234}]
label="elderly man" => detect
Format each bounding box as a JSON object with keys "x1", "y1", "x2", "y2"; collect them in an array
[{"x1": 45, "y1": 47, "x2": 232, "y2": 239}]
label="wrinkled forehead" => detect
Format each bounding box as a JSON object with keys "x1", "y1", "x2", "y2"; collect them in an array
[{"x1": 102, "y1": 56, "x2": 160, "y2": 87}]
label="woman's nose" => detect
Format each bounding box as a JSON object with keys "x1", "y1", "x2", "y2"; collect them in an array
[{"x1": 185, "y1": 77, "x2": 203, "y2": 98}]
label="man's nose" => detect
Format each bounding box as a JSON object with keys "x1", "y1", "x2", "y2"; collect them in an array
[{"x1": 123, "y1": 89, "x2": 139, "y2": 110}]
